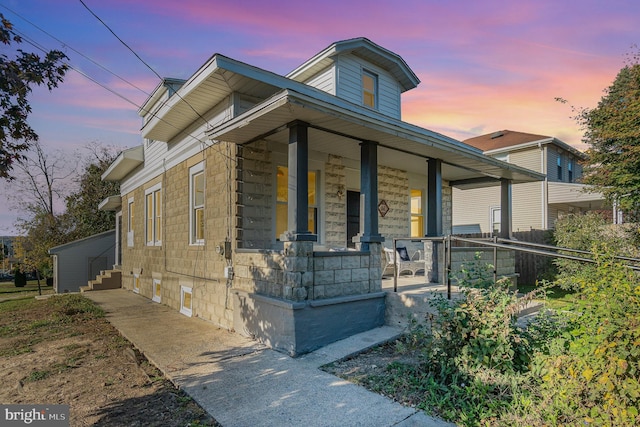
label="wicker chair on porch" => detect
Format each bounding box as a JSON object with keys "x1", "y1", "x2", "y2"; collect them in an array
[{"x1": 382, "y1": 247, "x2": 425, "y2": 277}]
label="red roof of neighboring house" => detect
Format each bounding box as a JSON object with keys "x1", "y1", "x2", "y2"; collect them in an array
[{"x1": 464, "y1": 130, "x2": 552, "y2": 152}]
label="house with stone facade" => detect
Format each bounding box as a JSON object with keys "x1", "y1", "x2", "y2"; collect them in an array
[
  {"x1": 452, "y1": 130, "x2": 606, "y2": 234},
  {"x1": 101, "y1": 38, "x2": 543, "y2": 356}
]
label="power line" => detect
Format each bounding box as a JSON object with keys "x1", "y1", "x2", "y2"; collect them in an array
[
  {"x1": 10, "y1": 27, "x2": 237, "y2": 163},
  {"x1": 77, "y1": 0, "x2": 214, "y2": 132},
  {"x1": 0, "y1": 3, "x2": 150, "y2": 98}
]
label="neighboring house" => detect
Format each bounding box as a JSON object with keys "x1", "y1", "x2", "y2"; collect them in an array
[
  {"x1": 100, "y1": 38, "x2": 542, "y2": 356},
  {"x1": 453, "y1": 130, "x2": 605, "y2": 234},
  {"x1": 49, "y1": 230, "x2": 116, "y2": 293}
]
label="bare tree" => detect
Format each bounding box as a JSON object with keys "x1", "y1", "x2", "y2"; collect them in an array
[
  {"x1": 11, "y1": 141, "x2": 78, "y2": 217},
  {"x1": 10, "y1": 141, "x2": 78, "y2": 289}
]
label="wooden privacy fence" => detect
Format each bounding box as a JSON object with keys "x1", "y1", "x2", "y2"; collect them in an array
[{"x1": 454, "y1": 230, "x2": 555, "y2": 285}]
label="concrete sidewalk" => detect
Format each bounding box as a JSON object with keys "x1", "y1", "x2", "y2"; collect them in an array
[{"x1": 85, "y1": 289, "x2": 452, "y2": 427}]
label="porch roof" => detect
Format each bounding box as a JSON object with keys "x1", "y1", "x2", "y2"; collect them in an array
[
  {"x1": 547, "y1": 182, "x2": 605, "y2": 208},
  {"x1": 141, "y1": 54, "x2": 543, "y2": 187},
  {"x1": 207, "y1": 89, "x2": 544, "y2": 187}
]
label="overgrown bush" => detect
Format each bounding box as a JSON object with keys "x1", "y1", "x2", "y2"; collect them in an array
[
  {"x1": 392, "y1": 256, "x2": 550, "y2": 425},
  {"x1": 553, "y1": 212, "x2": 640, "y2": 290},
  {"x1": 520, "y1": 251, "x2": 640, "y2": 426}
]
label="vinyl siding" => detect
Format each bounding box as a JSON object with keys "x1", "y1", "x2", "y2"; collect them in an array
[
  {"x1": 334, "y1": 56, "x2": 401, "y2": 119},
  {"x1": 506, "y1": 147, "x2": 543, "y2": 173},
  {"x1": 452, "y1": 186, "x2": 500, "y2": 233},
  {"x1": 304, "y1": 66, "x2": 336, "y2": 95},
  {"x1": 121, "y1": 96, "x2": 236, "y2": 195},
  {"x1": 512, "y1": 182, "x2": 543, "y2": 231},
  {"x1": 547, "y1": 148, "x2": 561, "y2": 181},
  {"x1": 453, "y1": 181, "x2": 544, "y2": 233}
]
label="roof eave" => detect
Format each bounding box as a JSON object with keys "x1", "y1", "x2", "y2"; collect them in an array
[{"x1": 101, "y1": 145, "x2": 144, "y2": 182}]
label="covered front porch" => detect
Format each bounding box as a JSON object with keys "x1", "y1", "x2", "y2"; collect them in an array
[{"x1": 208, "y1": 90, "x2": 542, "y2": 355}]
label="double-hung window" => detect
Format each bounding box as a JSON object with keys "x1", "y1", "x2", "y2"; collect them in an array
[
  {"x1": 145, "y1": 183, "x2": 162, "y2": 246},
  {"x1": 275, "y1": 166, "x2": 318, "y2": 239},
  {"x1": 190, "y1": 163, "x2": 205, "y2": 245},
  {"x1": 127, "y1": 197, "x2": 134, "y2": 247},
  {"x1": 362, "y1": 70, "x2": 378, "y2": 109},
  {"x1": 557, "y1": 153, "x2": 563, "y2": 181},
  {"x1": 568, "y1": 158, "x2": 574, "y2": 183}
]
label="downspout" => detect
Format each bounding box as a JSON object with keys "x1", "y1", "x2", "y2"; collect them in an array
[{"x1": 540, "y1": 142, "x2": 547, "y2": 229}]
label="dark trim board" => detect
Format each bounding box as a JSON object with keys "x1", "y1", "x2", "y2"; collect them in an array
[{"x1": 232, "y1": 291, "x2": 386, "y2": 357}]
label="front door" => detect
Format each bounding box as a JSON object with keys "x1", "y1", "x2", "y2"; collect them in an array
[{"x1": 346, "y1": 190, "x2": 360, "y2": 248}]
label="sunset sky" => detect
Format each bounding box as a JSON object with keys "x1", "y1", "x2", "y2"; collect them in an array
[{"x1": 1, "y1": 0, "x2": 639, "y2": 234}]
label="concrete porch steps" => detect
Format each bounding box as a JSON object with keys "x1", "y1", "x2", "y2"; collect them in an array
[{"x1": 80, "y1": 269, "x2": 122, "y2": 293}]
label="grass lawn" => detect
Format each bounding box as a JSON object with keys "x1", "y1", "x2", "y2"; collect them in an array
[
  {"x1": 517, "y1": 282, "x2": 578, "y2": 311},
  {"x1": 0, "y1": 279, "x2": 54, "y2": 301}
]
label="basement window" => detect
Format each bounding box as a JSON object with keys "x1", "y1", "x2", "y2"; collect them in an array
[
  {"x1": 133, "y1": 274, "x2": 140, "y2": 294},
  {"x1": 152, "y1": 279, "x2": 161, "y2": 303},
  {"x1": 180, "y1": 286, "x2": 193, "y2": 317}
]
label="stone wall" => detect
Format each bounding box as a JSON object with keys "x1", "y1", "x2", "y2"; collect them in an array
[
  {"x1": 236, "y1": 141, "x2": 273, "y2": 249},
  {"x1": 234, "y1": 242, "x2": 383, "y2": 302},
  {"x1": 324, "y1": 155, "x2": 347, "y2": 248},
  {"x1": 378, "y1": 166, "x2": 409, "y2": 239},
  {"x1": 120, "y1": 143, "x2": 235, "y2": 329}
]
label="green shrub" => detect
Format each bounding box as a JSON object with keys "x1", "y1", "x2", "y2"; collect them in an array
[
  {"x1": 523, "y1": 251, "x2": 640, "y2": 426},
  {"x1": 13, "y1": 269, "x2": 26, "y2": 288},
  {"x1": 553, "y1": 212, "x2": 640, "y2": 290}
]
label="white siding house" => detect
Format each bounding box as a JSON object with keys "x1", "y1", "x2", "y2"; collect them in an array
[{"x1": 453, "y1": 130, "x2": 605, "y2": 233}]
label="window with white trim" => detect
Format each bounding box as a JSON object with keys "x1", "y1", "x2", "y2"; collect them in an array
[
  {"x1": 127, "y1": 197, "x2": 135, "y2": 247},
  {"x1": 190, "y1": 162, "x2": 205, "y2": 245},
  {"x1": 180, "y1": 285, "x2": 193, "y2": 317},
  {"x1": 152, "y1": 278, "x2": 161, "y2": 303},
  {"x1": 490, "y1": 206, "x2": 501, "y2": 234},
  {"x1": 145, "y1": 183, "x2": 162, "y2": 246},
  {"x1": 362, "y1": 70, "x2": 378, "y2": 109}
]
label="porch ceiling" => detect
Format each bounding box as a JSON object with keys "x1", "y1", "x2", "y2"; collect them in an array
[{"x1": 208, "y1": 90, "x2": 544, "y2": 186}]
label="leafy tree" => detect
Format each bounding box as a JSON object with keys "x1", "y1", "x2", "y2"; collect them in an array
[
  {"x1": 578, "y1": 49, "x2": 640, "y2": 219},
  {"x1": 63, "y1": 143, "x2": 120, "y2": 240},
  {"x1": 0, "y1": 14, "x2": 68, "y2": 179}
]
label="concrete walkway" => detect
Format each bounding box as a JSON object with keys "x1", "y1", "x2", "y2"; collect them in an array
[{"x1": 85, "y1": 289, "x2": 453, "y2": 427}]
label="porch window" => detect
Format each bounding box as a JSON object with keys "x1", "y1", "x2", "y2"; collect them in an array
[
  {"x1": 180, "y1": 285, "x2": 193, "y2": 317},
  {"x1": 491, "y1": 206, "x2": 501, "y2": 234},
  {"x1": 127, "y1": 197, "x2": 134, "y2": 247},
  {"x1": 410, "y1": 189, "x2": 424, "y2": 237},
  {"x1": 190, "y1": 163, "x2": 205, "y2": 245},
  {"x1": 275, "y1": 166, "x2": 317, "y2": 239},
  {"x1": 362, "y1": 70, "x2": 378, "y2": 109},
  {"x1": 152, "y1": 279, "x2": 161, "y2": 303},
  {"x1": 145, "y1": 184, "x2": 162, "y2": 246}
]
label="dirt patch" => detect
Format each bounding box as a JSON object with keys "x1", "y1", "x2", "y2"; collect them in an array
[{"x1": 0, "y1": 295, "x2": 220, "y2": 426}]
